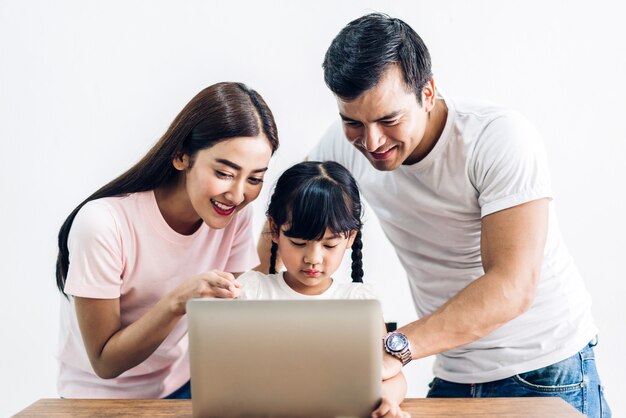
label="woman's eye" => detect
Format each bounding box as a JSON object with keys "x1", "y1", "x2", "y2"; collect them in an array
[
  {"x1": 216, "y1": 170, "x2": 233, "y2": 179},
  {"x1": 248, "y1": 177, "x2": 264, "y2": 185}
]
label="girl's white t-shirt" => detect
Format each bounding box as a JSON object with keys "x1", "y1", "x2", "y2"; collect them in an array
[
  {"x1": 58, "y1": 191, "x2": 259, "y2": 398},
  {"x1": 237, "y1": 270, "x2": 377, "y2": 300}
]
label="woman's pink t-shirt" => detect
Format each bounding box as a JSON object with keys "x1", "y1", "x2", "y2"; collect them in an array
[{"x1": 57, "y1": 191, "x2": 259, "y2": 398}]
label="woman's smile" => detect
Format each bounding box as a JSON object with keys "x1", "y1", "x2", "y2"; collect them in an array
[{"x1": 210, "y1": 198, "x2": 236, "y2": 216}]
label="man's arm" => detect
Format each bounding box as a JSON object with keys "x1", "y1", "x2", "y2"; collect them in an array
[{"x1": 384, "y1": 198, "x2": 549, "y2": 378}]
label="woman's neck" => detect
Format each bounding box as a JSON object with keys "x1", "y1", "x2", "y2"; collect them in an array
[{"x1": 154, "y1": 181, "x2": 203, "y2": 235}]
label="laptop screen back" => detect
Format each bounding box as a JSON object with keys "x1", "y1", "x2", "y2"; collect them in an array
[{"x1": 187, "y1": 299, "x2": 382, "y2": 418}]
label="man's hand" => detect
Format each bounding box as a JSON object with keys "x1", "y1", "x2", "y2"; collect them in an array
[
  {"x1": 375, "y1": 367, "x2": 409, "y2": 418},
  {"x1": 382, "y1": 352, "x2": 403, "y2": 380},
  {"x1": 371, "y1": 397, "x2": 410, "y2": 418}
]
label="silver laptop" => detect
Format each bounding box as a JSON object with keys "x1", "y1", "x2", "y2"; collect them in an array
[{"x1": 186, "y1": 299, "x2": 382, "y2": 418}]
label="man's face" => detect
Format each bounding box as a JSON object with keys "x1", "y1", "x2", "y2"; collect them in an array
[{"x1": 336, "y1": 65, "x2": 436, "y2": 171}]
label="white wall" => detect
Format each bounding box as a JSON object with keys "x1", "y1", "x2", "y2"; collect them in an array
[{"x1": 1, "y1": 0, "x2": 624, "y2": 416}]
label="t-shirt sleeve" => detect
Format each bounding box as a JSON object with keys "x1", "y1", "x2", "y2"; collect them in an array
[
  {"x1": 64, "y1": 200, "x2": 124, "y2": 299},
  {"x1": 236, "y1": 270, "x2": 264, "y2": 300},
  {"x1": 224, "y1": 205, "x2": 260, "y2": 273},
  {"x1": 469, "y1": 112, "x2": 553, "y2": 217},
  {"x1": 309, "y1": 120, "x2": 373, "y2": 181},
  {"x1": 308, "y1": 120, "x2": 350, "y2": 164}
]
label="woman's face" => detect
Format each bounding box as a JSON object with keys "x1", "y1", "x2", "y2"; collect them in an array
[{"x1": 178, "y1": 135, "x2": 273, "y2": 230}]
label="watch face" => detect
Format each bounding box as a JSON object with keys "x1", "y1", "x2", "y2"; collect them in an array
[{"x1": 387, "y1": 333, "x2": 408, "y2": 352}]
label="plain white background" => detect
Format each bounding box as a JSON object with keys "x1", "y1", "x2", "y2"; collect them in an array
[{"x1": 1, "y1": 1, "x2": 624, "y2": 416}]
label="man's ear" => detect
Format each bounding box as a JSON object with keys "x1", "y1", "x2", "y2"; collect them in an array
[
  {"x1": 173, "y1": 153, "x2": 190, "y2": 171},
  {"x1": 420, "y1": 79, "x2": 436, "y2": 112},
  {"x1": 268, "y1": 218, "x2": 280, "y2": 244}
]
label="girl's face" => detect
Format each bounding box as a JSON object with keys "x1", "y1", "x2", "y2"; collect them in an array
[
  {"x1": 176, "y1": 135, "x2": 272, "y2": 230},
  {"x1": 274, "y1": 225, "x2": 356, "y2": 295}
]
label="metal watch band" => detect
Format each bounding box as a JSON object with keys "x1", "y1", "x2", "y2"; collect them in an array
[
  {"x1": 397, "y1": 347, "x2": 412, "y2": 366},
  {"x1": 384, "y1": 332, "x2": 412, "y2": 366}
]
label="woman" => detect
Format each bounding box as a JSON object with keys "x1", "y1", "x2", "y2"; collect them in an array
[{"x1": 55, "y1": 82, "x2": 279, "y2": 399}]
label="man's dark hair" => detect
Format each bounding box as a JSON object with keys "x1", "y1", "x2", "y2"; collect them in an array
[{"x1": 323, "y1": 13, "x2": 433, "y2": 104}]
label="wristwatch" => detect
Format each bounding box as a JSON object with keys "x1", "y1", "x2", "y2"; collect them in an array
[{"x1": 383, "y1": 332, "x2": 412, "y2": 366}]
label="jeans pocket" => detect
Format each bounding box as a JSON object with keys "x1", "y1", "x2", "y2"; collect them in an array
[
  {"x1": 512, "y1": 353, "x2": 585, "y2": 414},
  {"x1": 513, "y1": 351, "x2": 584, "y2": 393},
  {"x1": 513, "y1": 373, "x2": 582, "y2": 393}
]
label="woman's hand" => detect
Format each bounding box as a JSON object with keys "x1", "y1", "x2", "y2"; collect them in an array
[
  {"x1": 371, "y1": 397, "x2": 410, "y2": 418},
  {"x1": 168, "y1": 270, "x2": 241, "y2": 315}
]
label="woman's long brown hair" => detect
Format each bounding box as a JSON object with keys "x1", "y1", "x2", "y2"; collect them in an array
[{"x1": 55, "y1": 82, "x2": 279, "y2": 295}]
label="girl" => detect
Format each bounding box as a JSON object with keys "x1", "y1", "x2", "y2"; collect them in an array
[
  {"x1": 55, "y1": 82, "x2": 279, "y2": 399},
  {"x1": 237, "y1": 161, "x2": 409, "y2": 418}
]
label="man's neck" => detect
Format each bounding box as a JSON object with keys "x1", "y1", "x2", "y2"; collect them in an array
[{"x1": 404, "y1": 98, "x2": 448, "y2": 165}]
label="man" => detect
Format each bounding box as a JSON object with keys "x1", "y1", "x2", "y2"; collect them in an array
[{"x1": 307, "y1": 13, "x2": 610, "y2": 416}]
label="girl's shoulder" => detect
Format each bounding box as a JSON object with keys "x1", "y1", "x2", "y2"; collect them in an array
[
  {"x1": 237, "y1": 271, "x2": 287, "y2": 300},
  {"x1": 237, "y1": 270, "x2": 273, "y2": 299},
  {"x1": 332, "y1": 282, "x2": 379, "y2": 300},
  {"x1": 237, "y1": 270, "x2": 266, "y2": 285}
]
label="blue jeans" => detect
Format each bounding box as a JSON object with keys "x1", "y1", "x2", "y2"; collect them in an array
[
  {"x1": 427, "y1": 340, "x2": 611, "y2": 417},
  {"x1": 164, "y1": 380, "x2": 191, "y2": 399}
]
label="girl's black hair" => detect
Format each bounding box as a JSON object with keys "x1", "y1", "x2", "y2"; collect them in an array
[
  {"x1": 267, "y1": 161, "x2": 364, "y2": 282},
  {"x1": 55, "y1": 82, "x2": 279, "y2": 296}
]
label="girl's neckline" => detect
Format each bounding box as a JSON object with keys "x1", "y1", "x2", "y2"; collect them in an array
[{"x1": 277, "y1": 271, "x2": 336, "y2": 298}]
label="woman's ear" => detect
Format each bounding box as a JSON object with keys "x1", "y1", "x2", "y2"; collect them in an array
[
  {"x1": 268, "y1": 218, "x2": 280, "y2": 244},
  {"x1": 173, "y1": 153, "x2": 190, "y2": 171}
]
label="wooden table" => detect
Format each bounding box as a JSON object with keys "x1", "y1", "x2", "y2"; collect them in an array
[{"x1": 15, "y1": 397, "x2": 584, "y2": 417}]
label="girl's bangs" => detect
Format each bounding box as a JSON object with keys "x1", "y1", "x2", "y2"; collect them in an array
[{"x1": 282, "y1": 179, "x2": 359, "y2": 240}]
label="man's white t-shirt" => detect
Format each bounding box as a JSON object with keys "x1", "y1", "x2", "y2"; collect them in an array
[
  {"x1": 237, "y1": 271, "x2": 377, "y2": 300},
  {"x1": 309, "y1": 94, "x2": 597, "y2": 383}
]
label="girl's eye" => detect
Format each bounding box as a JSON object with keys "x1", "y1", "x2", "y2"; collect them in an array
[
  {"x1": 216, "y1": 170, "x2": 233, "y2": 179},
  {"x1": 324, "y1": 244, "x2": 339, "y2": 249},
  {"x1": 248, "y1": 177, "x2": 264, "y2": 186},
  {"x1": 289, "y1": 240, "x2": 306, "y2": 247}
]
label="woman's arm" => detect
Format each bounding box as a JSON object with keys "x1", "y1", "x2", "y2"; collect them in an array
[{"x1": 75, "y1": 270, "x2": 240, "y2": 379}]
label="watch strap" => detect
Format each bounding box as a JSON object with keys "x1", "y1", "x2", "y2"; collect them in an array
[{"x1": 383, "y1": 332, "x2": 412, "y2": 366}]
